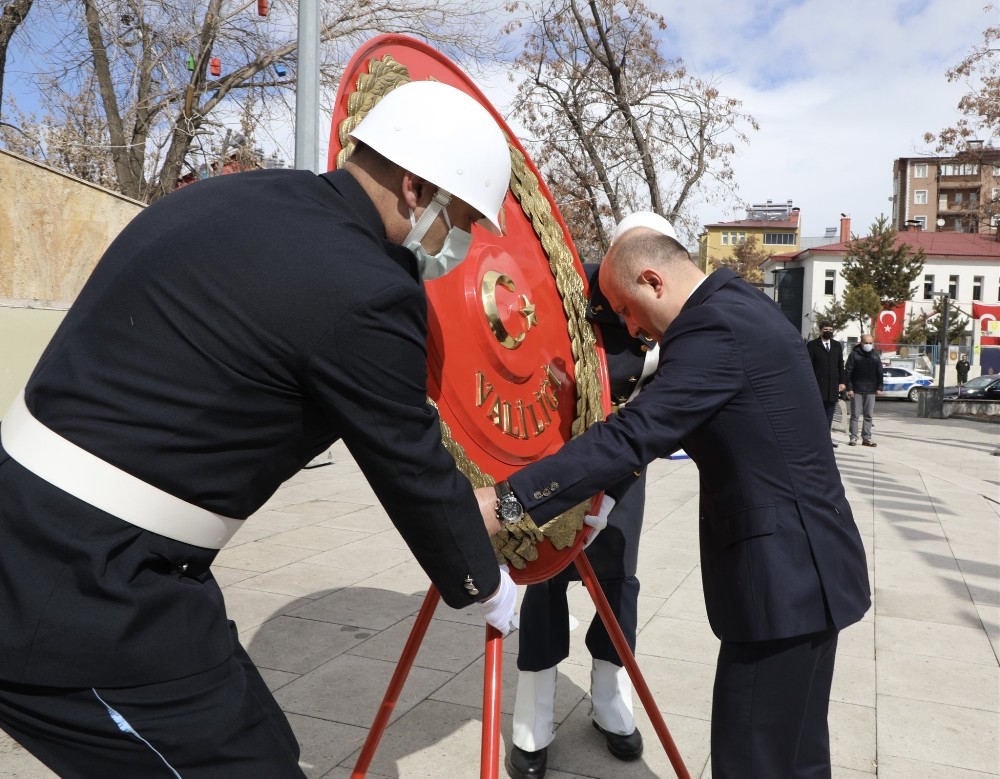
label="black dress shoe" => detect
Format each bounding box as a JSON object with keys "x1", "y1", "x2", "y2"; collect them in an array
[
  {"x1": 592, "y1": 720, "x2": 644, "y2": 761},
  {"x1": 507, "y1": 745, "x2": 547, "y2": 778}
]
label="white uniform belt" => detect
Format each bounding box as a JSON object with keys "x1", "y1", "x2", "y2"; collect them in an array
[{"x1": 1, "y1": 390, "x2": 242, "y2": 549}]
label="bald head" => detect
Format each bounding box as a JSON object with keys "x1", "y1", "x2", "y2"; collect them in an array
[
  {"x1": 599, "y1": 227, "x2": 703, "y2": 342},
  {"x1": 603, "y1": 228, "x2": 698, "y2": 289}
]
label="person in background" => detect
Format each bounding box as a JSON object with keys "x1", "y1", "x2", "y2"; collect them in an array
[
  {"x1": 507, "y1": 213, "x2": 670, "y2": 779},
  {"x1": 806, "y1": 321, "x2": 846, "y2": 448},
  {"x1": 0, "y1": 81, "x2": 517, "y2": 777},
  {"x1": 956, "y1": 353, "x2": 971, "y2": 385},
  {"x1": 845, "y1": 333, "x2": 883, "y2": 447},
  {"x1": 477, "y1": 215, "x2": 870, "y2": 778}
]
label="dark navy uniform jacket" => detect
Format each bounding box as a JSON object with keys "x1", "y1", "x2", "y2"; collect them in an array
[
  {"x1": 0, "y1": 169, "x2": 500, "y2": 686},
  {"x1": 581, "y1": 264, "x2": 651, "y2": 580},
  {"x1": 509, "y1": 269, "x2": 871, "y2": 643}
]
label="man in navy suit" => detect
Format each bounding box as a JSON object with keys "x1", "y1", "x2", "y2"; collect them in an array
[{"x1": 478, "y1": 214, "x2": 870, "y2": 778}]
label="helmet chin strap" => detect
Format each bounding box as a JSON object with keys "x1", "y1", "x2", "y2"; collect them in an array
[{"x1": 403, "y1": 189, "x2": 453, "y2": 246}]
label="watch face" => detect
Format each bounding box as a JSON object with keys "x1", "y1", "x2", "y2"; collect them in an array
[{"x1": 499, "y1": 497, "x2": 523, "y2": 522}]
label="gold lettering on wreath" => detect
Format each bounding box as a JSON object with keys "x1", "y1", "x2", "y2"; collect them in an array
[{"x1": 475, "y1": 365, "x2": 563, "y2": 439}]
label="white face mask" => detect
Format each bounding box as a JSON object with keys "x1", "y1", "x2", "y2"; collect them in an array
[
  {"x1": 862, "y1": 343, "x2": 874, "y2": 352},
  {"x1": 403, "y1": 189, "x2": 473, "y2": 280}
]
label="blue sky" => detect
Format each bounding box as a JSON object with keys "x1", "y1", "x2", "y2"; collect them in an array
[
  {"x1": 3, "y1": 0, "x2": 993, "y2": 242},
  {"x1": 631, "y1": 0, "x2": 992, "y2": 238}
]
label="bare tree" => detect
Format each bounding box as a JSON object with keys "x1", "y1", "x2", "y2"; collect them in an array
[
  {"x1": 0, "y1": 0, "x2": 34, "y2": 117},
  {"x1": 507, "y1": 0, "x2": 757, "y2": 257},
  {"x1": 4, "y1": 0, "x2": 510, "y2": 202}
]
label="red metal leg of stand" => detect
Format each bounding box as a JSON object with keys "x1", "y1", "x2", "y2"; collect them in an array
[
  {"x1": 574, "y1": 552, "x2": 692, "y2": 779},
  {"x1": 351, "y1": 586, "x2": 441, "y2": 778},
  {"x1": 481, "y1": 625, "x2": 504, "y2": 779}
]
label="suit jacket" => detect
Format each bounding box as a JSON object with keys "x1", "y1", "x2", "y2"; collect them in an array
[
  {"x1": 0, "y1": 169, "x2": 500, "y2": 686},
  {"x1": 508, "y1": 269, "x2": 871, "y2": 643},
  {"x1": 806, "y1": 337, "x2": 845, "y2": 403}
]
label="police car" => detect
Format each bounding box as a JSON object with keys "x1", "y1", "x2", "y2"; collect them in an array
[{"x1": 881, "y1": 366, "x2": 934, "y2": 401}]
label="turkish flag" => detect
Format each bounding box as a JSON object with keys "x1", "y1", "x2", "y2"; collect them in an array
[
  {"x1": 973, "y1": 302, "x2": 1000, "y2": 339},
  {"x1": 876, "y1": 302, "x2": 906, "y2": 346}
]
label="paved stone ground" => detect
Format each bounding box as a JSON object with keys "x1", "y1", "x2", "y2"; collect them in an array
[{"x1": 2, "y1": 402, "x2": 997, "y2": 778}]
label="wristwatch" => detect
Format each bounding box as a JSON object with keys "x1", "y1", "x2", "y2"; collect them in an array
[{"x1": 494, "y1": 480, "x2": 524, "y2": 525}]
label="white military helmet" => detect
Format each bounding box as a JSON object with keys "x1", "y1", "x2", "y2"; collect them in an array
[
  {"x1": 349, "y1": 80, "x2": 511, "y2": 234},
  {"x1": 611, "y1": 211, "x2": 679, "y2": 244}
]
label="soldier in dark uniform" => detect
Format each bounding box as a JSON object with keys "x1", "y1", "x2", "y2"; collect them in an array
[
  {"x1": 0, "y1": 81, "x2": 516, "y2": 777},
  {"x1": 506, "y1": 214, "x2": 673, "y2": 779}
]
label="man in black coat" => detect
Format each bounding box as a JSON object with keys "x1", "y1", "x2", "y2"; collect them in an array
[
  {"x1": 845, "y1": 333, "x2": 884, "y2": 447},
  {"x1": 806, "y1": 320, "x2": 846, "y2": 447},
  {"x1": 0, "y1": 81, "x2": 516, "y2": 776},
  {"x1": 477, "y1": 215, "x2": 870, "y2": 778}
]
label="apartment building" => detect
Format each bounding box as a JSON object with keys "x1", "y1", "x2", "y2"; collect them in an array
[
  {"x1": 697, "y1": 199, "x2": 802, "y2": 272},
  {"x1": 892, "y1": 144, "x2": 1000, "y2": 234}
]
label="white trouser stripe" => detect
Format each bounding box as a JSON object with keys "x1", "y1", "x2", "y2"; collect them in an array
[{"x1": 92, "y1": 689, "x2": 182, "y2": 778}]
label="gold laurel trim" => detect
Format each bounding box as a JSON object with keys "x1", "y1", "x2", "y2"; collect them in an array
[{"x1": 337, "y1": 53, "x2": 606, "y2": 569}]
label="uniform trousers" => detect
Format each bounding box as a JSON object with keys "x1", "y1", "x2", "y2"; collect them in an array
[
  {"x1": 711, "y1": 628, "x2": 838, "y2": 779},
  {"x1": 516, "y1": 572, "x2": 639, "y2": 671},
  {"x1": 0, "y1": 622, "x2": 304, "y2": 778}
]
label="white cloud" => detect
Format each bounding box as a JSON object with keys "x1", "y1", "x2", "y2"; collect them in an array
[{"x1": 640, "y1": 0, "x2": 993, "y2": 235}]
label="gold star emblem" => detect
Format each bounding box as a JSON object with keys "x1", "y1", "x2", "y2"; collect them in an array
[{"x1": 519, "y1": 294, "x2": 538, "y2": 329}]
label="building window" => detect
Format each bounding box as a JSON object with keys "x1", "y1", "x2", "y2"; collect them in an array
[
  {"x1": 721, "y1": 231, "x2": 747, "y2": 245},
  {"x1": 973, "y1": 276, "x2": 984, "y2": 301},
  {"x1": 914, "y1": 215, "x2": 927, "y2": 229},
  {"x1": 721, "y1": 232, "x2": 729, "y2": 245},
  {"x1": 949, "y1": 275, "x2": 959, "y2": 298},
  {"x1": 971, "y1": 191, "x2": 979, "y2": 204},
  {"x1": 939, "y1": 194, "x2": 949, "y2": 210},
  {"x1": 762, "y1": 233, "x2": 795, "y2": 245},
  {"x1": 993, "y1": 188, "x2": 1000, "y2": 203},
  {"x1": 824, "y1": 269, "x2": 835, "y2": 296},
  {"x1": 923, "y1": 274, "x2": 935, "y2": 299},
  {"x1": 940, "y1": 163, "x2": 979, "y2": 175},
  {"x1": 914, "y1": 190, "x2": 928, "y2": 204},
  {"x1": 993, "y1": 165, "x2": 1000, "y2": 176},
  {"x1": 914, "y1": 163, "x2": 928, "y2": 178},
  {"x1": 955, "y1": 192, "x2": 964, "y2": 203}
]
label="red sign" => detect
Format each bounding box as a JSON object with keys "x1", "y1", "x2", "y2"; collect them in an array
[{"x1": 328, "y1": 36, "x2": 610, "y2": 583}]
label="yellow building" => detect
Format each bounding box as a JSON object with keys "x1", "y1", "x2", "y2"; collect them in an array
[{"x1": 697, "y1": 200, "x2": 802, "y2": 272}]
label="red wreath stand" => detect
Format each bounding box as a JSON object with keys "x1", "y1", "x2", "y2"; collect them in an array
[{"x1": 348, "y1": 544, "x2": 690, "y2": 779}]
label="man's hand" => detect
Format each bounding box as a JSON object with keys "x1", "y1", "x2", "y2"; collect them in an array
[
  {"x1": 475, "y1": 486, "x2": 502, "y2": 537},
  {"x1": 582, "y1": 496, "x2": 616, "y2": 549},
  {"x1": 477, "y1": 565, "x2": 516, "y2": 636},
  {"x1": 838, "y1": 383, "x2": 846, "y2": 392}
]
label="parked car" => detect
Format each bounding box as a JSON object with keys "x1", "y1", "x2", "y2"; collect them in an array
[
  {"x1": 880, "y1": 366, "x2": 935, "y2": 402},
  {"x1": 943, "y1": 374, "x2": 1000, "y2": 400}
]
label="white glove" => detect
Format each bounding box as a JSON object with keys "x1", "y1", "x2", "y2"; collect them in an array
[
  {"x1": 478, "y1": 565, "x2": 516, "y2": 636},
  {"x1": 583, "y1": 496, "x2": 616, "y2": 549}
]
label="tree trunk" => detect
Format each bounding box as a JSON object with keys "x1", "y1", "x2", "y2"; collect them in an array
[{"x1": 0, "y1": 0, "x2": 35, "y2": 118}]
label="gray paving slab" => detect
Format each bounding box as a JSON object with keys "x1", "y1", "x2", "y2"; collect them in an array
[{"x1": 1, "y1": 402, "x2": 998, "y2": 777}]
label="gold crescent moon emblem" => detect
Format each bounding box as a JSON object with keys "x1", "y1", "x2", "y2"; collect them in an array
[{"x1": 481, "y1": 270, "x2": 538, "y2": 349}]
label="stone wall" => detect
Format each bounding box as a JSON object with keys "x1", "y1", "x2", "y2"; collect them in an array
[
  {"x1": 0, "y1": 149, "x2": 143, "y2": 307},
  {"x1": 0, "y1": 150, "x2": 144, "y2": 409}
]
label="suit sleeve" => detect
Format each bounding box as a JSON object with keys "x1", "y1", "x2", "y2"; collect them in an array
[
  {"x1": 304, "y1": 281, "x2": 499, "y2": 608},
  {"x1": 508, "y1": 305, "x2": 741, "y2": 522}
]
